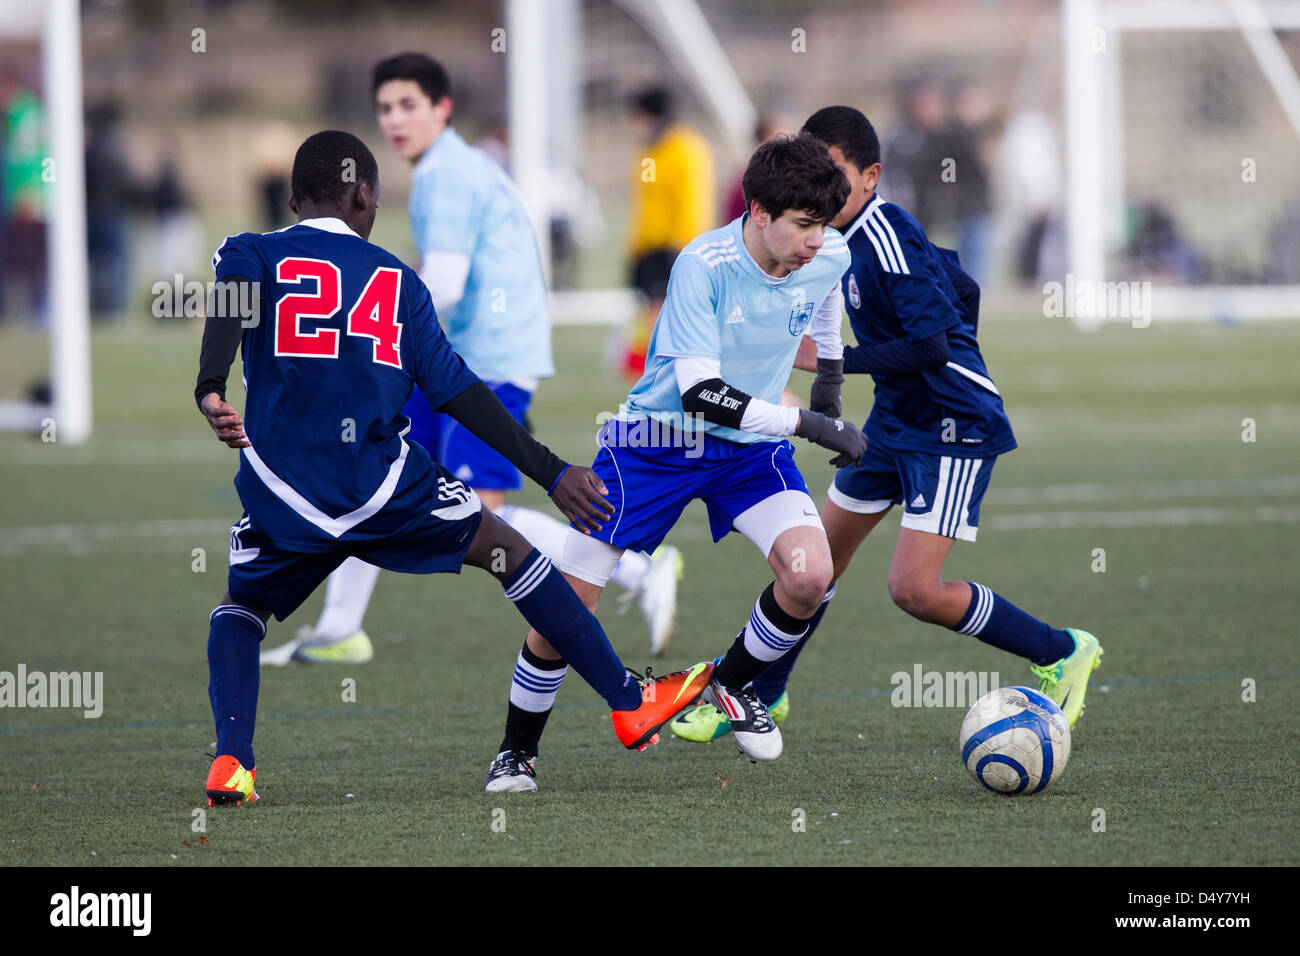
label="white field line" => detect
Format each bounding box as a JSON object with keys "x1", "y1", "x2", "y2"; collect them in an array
[
  {"x1": 3, "y1": 503, "x2": 1300, "y2": 559},
  {"x1": 0, "y1": 439, "x2": 229, "y2": 467},
  {"x1": 988, "y1": 474, "x2": 1300, "y2": 505},
  {"x1": 0, "y1": 517, "x2": 230, "y2": 559}
]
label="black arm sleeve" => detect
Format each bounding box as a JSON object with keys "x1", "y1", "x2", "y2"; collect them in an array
[
  {"x1": 437, "y1": 382, "x2": 567, "y2": 491},
  {"x1": 843, "y1": 330, "x2": 950, "y2": 375},
  {"x1": 194, "y1": 275, "x2": 254, "y2": 408},
  {"x1": 680, "y1": 377, "x2": 753, "y2": 431}
]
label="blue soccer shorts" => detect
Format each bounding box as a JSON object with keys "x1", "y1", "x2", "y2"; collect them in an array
[
  {"x1": 226, "y1": 468, "x2": 483, "y2": 621},
  {"x1": 828, "y1": 442, "x2": 997, "y2": 542},
  {"x1": 403, "y1": 381, "x2": 533, "y2": 492},
  {"x1": 559, "y1": 418, "x2": 823, "y2": 587}
]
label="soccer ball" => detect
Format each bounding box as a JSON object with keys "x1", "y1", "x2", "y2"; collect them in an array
[{"x1": 959, "y1": 686, "x2": 1071, "y2": 795}]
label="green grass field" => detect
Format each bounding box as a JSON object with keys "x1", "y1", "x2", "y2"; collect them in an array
[{"x1": 1, "y1": 314, "x2": 1297, "y2": 866}]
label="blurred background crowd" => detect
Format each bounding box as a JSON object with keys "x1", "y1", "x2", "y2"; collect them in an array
[{"x1": 1, "y1": 0, "x2": 1298, "y2": 333}]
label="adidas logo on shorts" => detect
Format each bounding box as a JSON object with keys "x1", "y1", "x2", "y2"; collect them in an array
[{"x1": 910, "y1": 493, "x2": 927, "y2": 509}]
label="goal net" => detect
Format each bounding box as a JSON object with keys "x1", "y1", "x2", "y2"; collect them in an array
[{"x1": 1063, "y1": 0, "x2": 1300, "y2": 326}]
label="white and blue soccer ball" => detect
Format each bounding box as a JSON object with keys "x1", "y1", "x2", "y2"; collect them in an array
[{"x1": 959, "y1": 685, "x2": 1071, "y2": 795}]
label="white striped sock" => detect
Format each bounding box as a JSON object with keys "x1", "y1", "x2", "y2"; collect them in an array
[
  {"x1": 508, "y1": 652, "x2": 568, "y2": 713},
  {"x1": 742, "y1": 597, "x2": 807, "y2": 663}
]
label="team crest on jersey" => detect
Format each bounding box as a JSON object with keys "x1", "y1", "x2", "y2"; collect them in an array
[
  {"x1": 788, "y1": 301, "x2": 814, "y2": 336},
  {"x1": 847, "y1": 274, "x2": 861, "y2": 309}
]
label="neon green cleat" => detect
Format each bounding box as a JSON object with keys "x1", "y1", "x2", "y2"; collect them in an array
[
  {"x1": 1029, "y1": 628, "x2": 1103, "y2": 728},
  {"x1": 292, "y1": 629, "x2": 374, "y2": 664},
  {"x1": 670, "y1": 691, "x2": 789, "y2": 742}
]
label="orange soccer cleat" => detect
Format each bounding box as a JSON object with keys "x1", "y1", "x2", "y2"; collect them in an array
[
  {"x1": 205, "y1": 754, "x2": 259, "y2": 807},
  {"x1": 611, "y1": 661, "x2": 714, "y2": 751}
]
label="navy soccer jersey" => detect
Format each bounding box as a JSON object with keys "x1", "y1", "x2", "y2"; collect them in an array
[
  {"x1": 840, "y1": 196, "x2": 1016, "y2": 457},
  {"x1": 212, "y1": 217, "x2": 480, "y2": 551}
]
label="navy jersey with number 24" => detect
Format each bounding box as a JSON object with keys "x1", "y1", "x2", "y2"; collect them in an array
[{"x1": 212, "y1": 217, "x2": 481, "y2": 551}]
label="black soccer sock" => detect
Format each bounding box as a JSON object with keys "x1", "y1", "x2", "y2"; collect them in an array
[
  {"x1": 712, "y1": 582, "x2": 813, "y2": 690},
  {"x1": 753, "y1": 583, "x2": 836, "y2": 705},
  {"x1": 498, "y1": 643, "x2": 568, "y2": 757}
]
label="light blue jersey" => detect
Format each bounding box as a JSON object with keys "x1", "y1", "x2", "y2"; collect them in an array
[
  {"x1": 623, "y1": 216, "x2": 849, "y2": 444},
  {"x1": 409, "y1": 127, "x2": 554, "y2": 382}
]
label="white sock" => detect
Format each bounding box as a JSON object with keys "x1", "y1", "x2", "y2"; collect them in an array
[
  {"x1": 497, "y1": 503, "x2": 648, "y2": 594},
  {"x1": 509, "y1": 650, "x2": 568, "y2": 712},
  {"x1": 742, "y1": 592, "x2": 808, "y2": 662},
  {"x1": 314, "y1": 557, "x2": 381, "y2": 640},
  {"x1": 608, "y1": 549, "x2": 650, "y2": 593},
  {"x1": 495, "y1": 505, "x2": 572, "y2": 562}
]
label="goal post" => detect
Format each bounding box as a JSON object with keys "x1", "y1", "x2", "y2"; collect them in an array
[
  {"x1": 0, "y1": 0, "x2": 91, "y2": 443},
  {"x1": 1062, "y1": 0, "x2": 1300, "y2": 327}
]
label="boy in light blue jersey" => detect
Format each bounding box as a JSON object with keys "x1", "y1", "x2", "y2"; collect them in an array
[
  {"x1": 263, "y1": 53, "x2": 680, "y2": 671},
  {"x1": 481, "y1": 133, "x2": 872, "y2": 790},
  {"x1": 671, "y1": 107, "x2": 1103, "y2": 747}
]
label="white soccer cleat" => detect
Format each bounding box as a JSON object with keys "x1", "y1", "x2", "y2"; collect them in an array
[
  {"x1": 638, "y1": 545, "x2": 682, "y2": 656},
  {"x1": 483, "y1": 751, "x2": 538, "y2": 792},
  {"x1": 259, "y1": 625, "x2": 313, "y2": 667},
  {"x1": 701, "y1": 681, "x2": 783, "y2": 763}
]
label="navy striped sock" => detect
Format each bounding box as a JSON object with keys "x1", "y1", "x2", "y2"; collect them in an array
[
  {"x1": 207, "y1": 604, "x2": 265, "y2": 768},
  {"x1": 502, "y1": 549, "x2": 639, "y2": 711},
  {"x1": 953, "y1": 583, "x2": 1074, "y2": 666}
]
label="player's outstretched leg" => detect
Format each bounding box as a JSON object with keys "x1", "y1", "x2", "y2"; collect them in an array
[
  {"x1": 888, "y1": 528, "x2": 1101, "y2": 728},
  {"x1": 497, "y1": 503, "x2": 682, "y2": 656},
  {"x1": 206, "y1": 597, "x2": 268, "y2": 806},
  {"x1": 673, "y1": 500, "x2": 889, "y2": 744},
  {"x1": 260, "y1": 557, "x2": 379, "y2": 666},
  {"x1": 465, "y1": 510, "x2": 711, "y2": 789}
]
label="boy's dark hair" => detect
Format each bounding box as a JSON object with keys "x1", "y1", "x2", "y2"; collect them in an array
[
  {"x1": 291, "y1": 130, "x2": 379, "y2": 207},
  {"x1": 629, "y1": 85, "x2": 672, "y2": 120},
  {"x1": 742, "y1": 132, "x2": 849, "y2": 224},
  {"x1": 372, "y1": 52, "x2": 450, "y2": 104},
  {"x1": 801, "y1": 105, "x2": 881, "y2": 171}
]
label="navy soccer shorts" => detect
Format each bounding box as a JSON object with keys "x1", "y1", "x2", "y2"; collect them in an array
[
  {"x1": 226, "y1": 470, "x2": 483, "y2": 621},
  {"x1": 828, "y1": 441, "x2": 996, "y2": 542}
]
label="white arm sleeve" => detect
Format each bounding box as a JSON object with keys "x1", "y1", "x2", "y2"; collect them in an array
[
  {"x1": 419, "y1": 250, "x2": 472, "y2": 316},
  {"x1": 807, "y1": 284, "x2": 845, "y2": 360},
  {"x1": 674, "y1": 356, "x2": 801, "y2": 437}
]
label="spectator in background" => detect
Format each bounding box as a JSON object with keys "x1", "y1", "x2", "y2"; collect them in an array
[
  {"x1": 84, "y1": 101, "x2": 138, "y2": 318},
  {"x1": 885, "y1": 79, "x2": 994, "y2": 285},
  {"x1": 621, "y1": 85, "x2": 714, "y2": 378},
  {"x1": 1267, "y1": 198, "x2": 1300, "y2": 283},
  {"x1": 998, "y1": 109, "x2": 1064, "y2": 287},
  {"x1": 149, "y1": 154, "x2": 202, "y2": 311},
  {"x1": 884, "y1": 78, "x2": 948, "y2": 230},
  {"x1": 1125, "y1": 202, "x2": 1203, "y2": 283},
  {"x1": 1, "y1": 69, "x2": 48, "y2": 324},
  {"x1": 250, "y1": 122, "x2": 297, "y2": 232},
  {"x1": 721, "y1": 112, "x2": 795, "y2": 223},
  {"x1": 947, "y1": 83, "x2": 994, "y2": 286}
]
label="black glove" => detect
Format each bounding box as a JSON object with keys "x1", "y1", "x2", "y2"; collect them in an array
[
  {"x1": 795, "y1": 409, "x2": 867, "y2": 467},
  {"x1": 809, "y1": 357, "x2": 844, "y2": 418}
]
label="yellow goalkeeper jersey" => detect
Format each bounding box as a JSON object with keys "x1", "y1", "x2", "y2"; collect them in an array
[{"x1": 628, "y1": 124, "x2": 716, "y2": 256}]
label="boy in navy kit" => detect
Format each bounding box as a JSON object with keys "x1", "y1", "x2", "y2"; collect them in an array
[
  {"x1": 193, "y1": 130, "x2": 710, "y2": 804},
  {"x1": 672, "y1": 107, "x2": 1103, "y2": 745}
]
